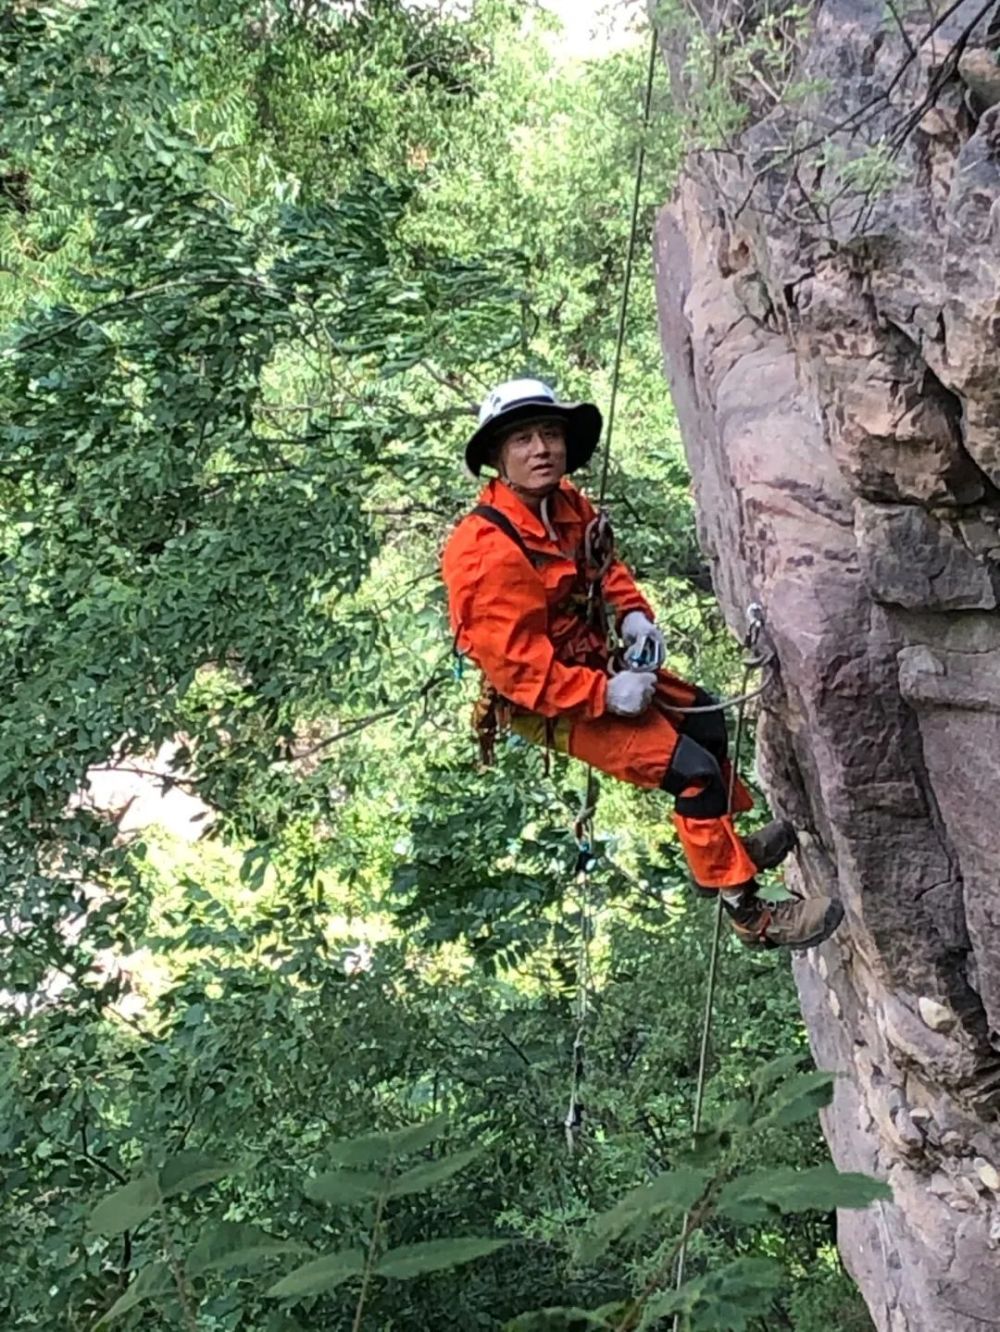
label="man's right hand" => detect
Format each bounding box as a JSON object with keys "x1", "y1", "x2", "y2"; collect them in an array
[{"x1": 605, "y1": 670, "x2": 657, "y2": 716}]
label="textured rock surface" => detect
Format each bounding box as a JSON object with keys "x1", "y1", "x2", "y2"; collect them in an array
[{"x1": 654, "y1": 3, "x2": 1000, "y2": 1328}]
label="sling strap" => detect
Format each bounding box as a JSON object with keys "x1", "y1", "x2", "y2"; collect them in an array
[
  {"x1": 469, "y1": 504, "x2": 545, "y2": 568},
  {"x1": 469, "y1": 500, "x2": 611, "y2": 639}
]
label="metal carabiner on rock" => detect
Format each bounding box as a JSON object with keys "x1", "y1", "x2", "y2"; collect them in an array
[
  {"x1": 743, "y1": 602, "x2": 774, "y2": 669},
  {"x1": 745, "y1": 602, "x2": 765, "y2": 649}
]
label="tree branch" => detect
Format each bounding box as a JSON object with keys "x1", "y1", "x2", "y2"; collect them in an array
[{"x1": 11, "y1": 275, "x2": 285, "y2": 353}]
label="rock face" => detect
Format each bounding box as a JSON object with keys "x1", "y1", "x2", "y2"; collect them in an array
[{"x1": 654, "y1": 3, "x2": 1000, "y2": 1328}]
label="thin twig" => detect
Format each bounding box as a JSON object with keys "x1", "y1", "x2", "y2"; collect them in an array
[
  {"x1": 70, "y1": 1136, "x2": 128, "y2": 1186},
  {"x1": 884, "y1": 0, "x2": 917, "y2": 56},
  {"x1": 288, "y1": 673, "x2": 449, "y2": 762},
  {"x1": 417, "y1": 359, "x2": 479, "y2": 410},
  {"x1": 727, "y1": 0, "x2": 976, "y2": 224},
  {"x1": 87, "y1": 764, "x2": 204, "y2": 792},
  {"x1": 613, "y1": 1199, "x2": 714, "y2": 1332},
  {"x1": 11, "y1": 275, "x2": 284, "y2": 353},
  {"x1": 351, "y1": 1181, "x2": 389, "y2": 1332},
  {"x1": 159, "y1": 1209, "x2": 199, "y2": 1332}
]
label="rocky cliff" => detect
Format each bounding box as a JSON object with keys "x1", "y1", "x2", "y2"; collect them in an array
[{"x1": 653, "y1": 3, "x2": 1000, "y2": 1327}]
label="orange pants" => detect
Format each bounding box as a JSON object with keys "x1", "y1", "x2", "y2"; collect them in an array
[{"x1": 512, "y1": 668, "x2": 758, "y2": 889}]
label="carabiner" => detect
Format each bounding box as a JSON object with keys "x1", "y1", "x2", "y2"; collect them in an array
[{"x1": 623, "y1": 630, "x2": 665, "y2": 673}]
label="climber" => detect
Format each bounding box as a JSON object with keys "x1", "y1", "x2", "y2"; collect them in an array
[{"x1": 442, "y1": 378, "x2": 844, "y2": 950}]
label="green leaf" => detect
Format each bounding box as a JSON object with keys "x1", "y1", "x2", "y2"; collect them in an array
[
  {"x1": 682, "y1": 1095, "x2": 752, "y2": 1165},
  {"x1": 187, "y1": 1222, "x2": 307, "y2": 1276},
  {"x1": 324, "y1": 1113, "x2": 448, "y2": 1167},
  {"x1": 159, "y1": 1150, "x2": 232, "y2": 1197},
  {"x1": 755, "y1": 1070, "x2": 836, "y2": 1128},
  {"x1": 642, "y1": 1257, "x2": 783, "y2": 1332},
  {"x1": 577, "y1": 1167, "x2": 709, "y2": 1262},
  {"x1": 240, "y1": 843, "x2": 271, "y2": 889},
  {"x1": 94, "y1": 1261, "x2": 172, "y2": 1326},
  {"x1": 87, "y1": 1174, "x2": 160, "y2": 1237},
  {"x1": 754, "y1": 880, "x2": 794, "y2": 904},
  {"x1": 683, "y1": 1122, "x2": 737, "y2": 1167},
  {"x1": 504, "y1": 1306, "x2": 628, "y2": 1331},
  {"x1": 716, "y1": 1165, "x2": 892, "y2": 1224},
  {"x1": 305, "y1": 1169, "x2": 385, "y2": 1205},
  {"x1": 266, "y1": 1250, "x2": 365, "y2": 1299},
  {"x1": 386, "y1": 1147, "x2": 481, "y2": 1197},
  {"x1": 374, "y1": 1237, "x2": 509, "y2": 1279},
  {"x1": 749, "y1": 1052, "x2": 808, "y2": 1101}
]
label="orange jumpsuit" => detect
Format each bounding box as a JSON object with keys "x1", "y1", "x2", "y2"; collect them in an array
[{"x1": 442, "y1": 478, "x2": 758, "y2": 890}]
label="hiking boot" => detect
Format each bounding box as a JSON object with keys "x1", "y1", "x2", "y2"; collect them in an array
[
  {"x1": 743, "y1": 818, "x2": 797, "y2": 872},
  {"x1": 723, "y1": 884, "x2": 844, "y2": 951}
]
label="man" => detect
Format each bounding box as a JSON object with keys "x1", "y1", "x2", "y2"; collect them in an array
[{"x1": 442, "y1": 378, "x2": 843, "y2": 950}]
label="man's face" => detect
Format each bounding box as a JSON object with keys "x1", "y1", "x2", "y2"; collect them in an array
[{"x1": 497, "y1": 417, "x2": 567, "y2": 491}]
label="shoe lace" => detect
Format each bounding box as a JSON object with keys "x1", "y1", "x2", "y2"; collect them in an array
[{"x1": 750, "y1": 886, "x2": 803, "y2": 938}]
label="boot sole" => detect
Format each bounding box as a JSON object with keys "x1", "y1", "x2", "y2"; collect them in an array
[
  {"x1": 746, "y1": 819, "x2": 798, "y2": 872},
  {"x1": 738, "y1": 898, "x2": 845, "y2": 952}
]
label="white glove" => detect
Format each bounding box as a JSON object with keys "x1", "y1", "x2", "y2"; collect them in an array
[
  {"x1": 605, "y1": 670, "x2": 657, "y2": 717},
  {"x1": 620, "y1": 611, "x2": 666, "y2": 669}
]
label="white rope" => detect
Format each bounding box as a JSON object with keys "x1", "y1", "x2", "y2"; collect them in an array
[
  {"x1": 564, "y1": 782, "x2": 597, "y2": 1152},
  {"x1": 671, "y1": 612, "x2": 761, "y2": 1323},
  {"x1": 564, "y1": 20, "x2": 660, "y2": 1156},
  {"x1": 660, "y1": 666, "x2": 773, "y2": 715}
]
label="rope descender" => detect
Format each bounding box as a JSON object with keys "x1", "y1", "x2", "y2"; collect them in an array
[{"x1": 572, "y1": 795, "x2": 599, "y2": 878}]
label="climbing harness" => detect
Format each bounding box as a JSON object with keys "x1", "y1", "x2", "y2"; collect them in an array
[
  {"x1": 470, "y1": 675, "x2": 509, "y2": 768},
  {"x1": 457, "y1": 501, "x2": 606, "y2": 769}
]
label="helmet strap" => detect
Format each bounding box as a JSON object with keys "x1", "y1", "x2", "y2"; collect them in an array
[{"x1": 499, "y1": 476, "x2": 560, "y2": 514}]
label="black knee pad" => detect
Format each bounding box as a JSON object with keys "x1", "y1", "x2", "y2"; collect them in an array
[
  {"x1": 680, "y1": 688, "x2": 728, "y2": 764},
  {"x1": 660, "y1": 733, "x2": 728, "y2": 818}
]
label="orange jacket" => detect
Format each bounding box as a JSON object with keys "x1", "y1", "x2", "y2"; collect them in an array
[{"x1": 442, "y1": 479, "x2": 653, "y2": 720}]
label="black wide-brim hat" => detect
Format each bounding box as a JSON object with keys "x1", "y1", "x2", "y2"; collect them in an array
[{"x1": 465, "y1": 378, "x2": 603, "y2": 477}]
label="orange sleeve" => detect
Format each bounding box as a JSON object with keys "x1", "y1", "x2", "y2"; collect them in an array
[
  {"x1": 566, "y1": 486, "x2": 654, "y2": 627},
  {"x1": 443, "y1": 520, "x2": 608, "y2": 720}
]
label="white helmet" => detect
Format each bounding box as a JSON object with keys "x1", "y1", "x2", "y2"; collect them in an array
[{"x1": 465, "y1": 377, "x2": 602, "y2": 477}]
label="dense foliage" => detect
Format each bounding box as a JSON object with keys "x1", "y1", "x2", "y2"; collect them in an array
[{"x1": 0, "y1": 2, "x2": 877, "y2": 1328}]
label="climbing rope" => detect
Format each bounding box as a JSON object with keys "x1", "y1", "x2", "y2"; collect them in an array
[
  {"x1": 561, "y1": 20, "x2": 780, "y2": 1177},
  {"x1": 670, "y1": 608, "x2": 766, "y2": 1325},
  {"x1": 564, "y1": 22, "x2": 659, "y2": 1155},
  {"x1": 563, "y1": 23, "x2": 778, "y2": 1153},
  {"x1": 563, "y1": 768, "x2": 598, "y2": 1151},
  {"x1": 564, "y1": 22, "x2": 776, "y2": 1149},
  {"x1": 653, "y1": 661, "x2": 774, "y2": 716},
  {"x1": 596, "y1": 25, "x2": 660, "y2": 509}
]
